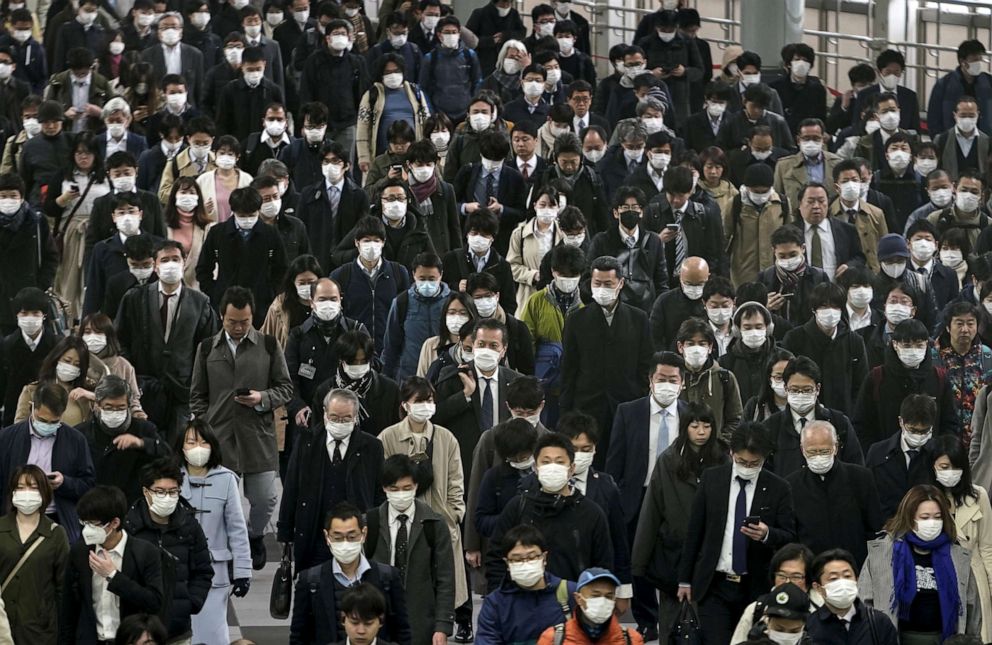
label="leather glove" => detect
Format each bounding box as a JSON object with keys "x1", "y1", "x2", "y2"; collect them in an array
[{"x1": 232, "y1": 577, "x2": 251, "y2": 597}]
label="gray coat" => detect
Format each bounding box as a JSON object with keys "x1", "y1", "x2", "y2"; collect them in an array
[
  {"x1": 369, "y1": 500, "x2": 456, "y2": 644},
  {"x1": 180, "y1": 465, "x2": 252, "y2": 580},
  {"x1": 189, "y1": 328, "x2": 294, "y2": 473},
  {"x1": 859, "y1": 535, "x2": 981, "y2": 636}
]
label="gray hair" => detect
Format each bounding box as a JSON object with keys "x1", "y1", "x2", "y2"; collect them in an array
[
  {"x1": 616, "y1": 119, "x2": 647, "y2": 144},
  {"x1": 635, "y1": 97, "x2": 665, "y2": 118},
  {"x1": 800, "y1": 420, "x2": 838, "y2": 447},
  {"x1": 323, "y1": 388, "x2": 360, "y2": 416},
  {"x1": 101, "y1": 97, "x2": 131, "y2": 121},
  {"x1": 257, "y1": 158, "x2": 290, "y2": 179},
  {"x1": 160, "y1": 11, "x2": 184, "y2": 28},
  {"x1": 94, "y1": 374, "x2": 132, "y2": 403}
]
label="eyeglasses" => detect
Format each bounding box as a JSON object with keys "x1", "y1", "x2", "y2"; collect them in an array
[
  {"x1": 328, "y1": 532, "x2": 364, "y2": 543},
  {"x1": 785, "y1": 387, "x2": 816, "y2": 396},
  {"x1": 382, "y1": 195, "x2": 406, "y2": 203},
  {"x1": 774, "y1": 571, "x2": 806, "y2": 584},
  {"x1": 506, "y1": 553, "x2": 543, "y2": 565},
  {"x1": 327, "y1": 416, "x2": 355, "y2": 424},
  {"x1": 803, "y1": 449, "x2": 833, "y2": 458},
  {"x1": 733, "y1": 457, "x2": 763, "y2": 468},
  {"x1": 149, "y1": 488, "x2": 180, "y2": 499}
]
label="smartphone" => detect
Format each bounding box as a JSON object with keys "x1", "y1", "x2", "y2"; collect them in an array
[
  {"x1": 69, "y1": 183, "x2": 79, "y2": 192},
  {"x1": 47, "y1": 474, "x2": 56, "y2": 480},
  {"x1": 390, "y1": 164, "x2": 403, "y2": 173},
  {"x1": 743, "y1": 515, "x2": 760, "y2": 527},
  {"x1": 235, "y1": 388, "x2": 252, "y2": 397},
  {"x1": 666, "y1": 223, "x2": 680, "y2": 231},
  {"x1": 457, "y1": 365, "x2": 473, "y2": 376}
]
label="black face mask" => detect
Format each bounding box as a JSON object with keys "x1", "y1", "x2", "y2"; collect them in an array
[{"x1": 619, "y1": 210, "x2": 641, "y2": 230}]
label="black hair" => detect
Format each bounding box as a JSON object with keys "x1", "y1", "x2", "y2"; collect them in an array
[
  {"x1": 773, "y1": 543, "x2": 816, "y2": 587},
  {"x1": 77, "y1": 485, "x2": 128, "y2": 526},
  {"x1": 106, "y1": 151, "x2": 138, "y2": 170},
  {"x1": 676, "y1": 317, "x2": 715, "y2": 347},
  {"x1": 753, "y1": 347, "x2": 795, "y2": 409},
  {"x1": 501, "y1": 524, "x2": 547, "y2": 557},
  {"x1": 663, "y1": 165, "x2": 694, "y2": 195},
  {"x1": 219, "y1": 285, "x2": 255, "y2": 314},
  {"x1": 505, "y1": 375, "x2": 544, "y2": 410},
  {"x1": 339, "y1": 583, "x2": 387, "y2": 621},
  {"x1": 123, "y1": 235, "x2": 154, "y2": 261},
  {"x1": 891, "y1": 319, "x2": 929, "y2": 344},
  {"x1": 466, "y1": 272, "x2": 500, "y2": 296},
  {"x1": 465, "y1": 208, "x2": 500, "y2": 237},
  {"x1": 138, "y1": 457, "x2": 184, "y2": 489},
  {"x1": 783, "y1": 355, "x2": 821, "y2": 386},
  {"x1": 930, "y1": 434, "x2": 978, "y2": 507},
  {"x1": 39, "y1": 337, "x2": 90, "y2": 389},
  {"x1": 674, "y1": 401, "x2": 726, "y2": 481},
  {"x1": 550, "y1": 244, "x2": 585, "y2": 276},
  {"x1": 0, "y1": 173, "x2": 24, "y2": 196},
  {"x1": 900, "y1": 393, "x2": 936, "y2": 426},
  {"x1": 326, "y1": 501, "x2": 366, "y2": 530},
  {"x1": 412, "y1": 252, "x2": 443, "y2": 273},
  {"x1": 533, "y1": 431, "x2": 575, "y2": 463},
  {"x1": 176, "y1": 418, "x2": 224, "y2": 469},
  {"x1": 556, "y1": 410, "x2": 600, "y2": 445},
  {"x1": 729, "y1": 421, "x2": 774, "y2": 457},
  {"x1": 115, "y1": 614, "x2": 168, "y2": 645},
  {"x1": 32, "y1": 380, "x2": 69, "y2": 416},
  {"x1": 380, "y1": 454, "x2": 418, "y2": 487},
  {"x1": 702, "y1": 276, "x2": 735, "y2": 302},
  {"x1": 493, "y1": 418, "x2": 539, "y2": 460},
  {"x1": 771, "y1": 225, "x2": 804, "y2": 248},
  {"x1": 808, "y1": 282, "x2": 846, "y2": 311}
]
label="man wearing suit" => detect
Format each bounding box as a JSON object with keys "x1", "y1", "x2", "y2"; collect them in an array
[
  {"x1": 854, "y1": 49, "x2": 922, "y2": 135},
  {"x1": 506, "y1": 121, "x2": 548, "y2": 194},
  {"x1": 795, "y1": 182, "x2": 865, "y2": 281},
  {"x1": 239, "y1": 6, "x2": 285, "y2": 92},
  {"x1": 452, "y1": 131, "x2": 527, "y2": 256},
  {"x1": 0, "y1": 382, "x2": 95, "y2": 543},
  {"x1": 214, "y1": 47, "x2": 286, "y2": 143},
  {"x1": 567, "y1": 81, "x2": 609, "y2": 137},
  {"x1": 366, "y1": 455, "x2": 455, "y2": 645},
  {"x1": 290, "y1": 502, "x2": 410, "y2": 645},
  {"x1": 649, "y1": 258, "x2": 707, "y2": 351},
  {"x1": 561, "y1": 255, "x2": 652, "y2": 463},
  {"x1": 84, "y1": 151, "x2": 165, "y2": 268},
  {"x1": 157, "y1": 114, "x2": 216, "y2": 206},
  {"x1": 139, "y1": 13, "x2": 204, "y2": 108},
  {"x1": 278, "y1": 389, "x2": 385, "y2": 571},
  {"x1": 865, "y1": 393, "x2": 940, "y2": 519},
  {"x1": 717, "y1": 84, "x2": 795, "y2": 152},
  {"x1": 434, "y1": 318, "x2": 522, "y2": 481},
  {"x1": 94, "y1": 99, "x2": 148, "y2": 161},
  {"x1": 115, "y1": 240, "x2": 218, "y2": 438},
  {"x1": 597, "y1": 120, "x2": 647, "y2": 203},
  {"x1": 907, "y1": 219, "x2": 960, "y2": 310},
  {"x1": 84, "y1": 228, "x2": 162, "y2": 318},
  {"x1": 52, "y1": 0, "x2": 106, "y2": 73},
  {"x1": 726, "y1": 126, "x2": 790, "y2": 188},
  {"x1": 853, "y1": 92, "x2": 917, "y2": 171},
  {"x1": 440, "y1": 210, "x2": 516, "y2": 316},
  {"x1": 652, "y1": 166, "x2": 727, "y2": 282},
  {"x1": 295, "y1": 140, "x2": 370, "y2": 273},
  {"x1": 0, "y1": 288, "x2": 59, "y2": 426},
  {"x1": 773, "y1": 119, "x2": 840, "y2": 210},
  {"x1": 676, "y1": 422, "x2": 797, "y2": 645},
  {"x1": 61, "y1": 485, "x2": 164, "y2": 645},
  {"x1": 682, "y1": 82, "x2": 732, "y2": 154},
  {"x1": 933, "y1": 96, "x2": 990, "y2": 182},
  {"x1": 606, "y1": 351, "x2": 688, "y2": 640}
]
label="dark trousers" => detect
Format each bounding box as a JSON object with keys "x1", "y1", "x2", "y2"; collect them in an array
[
  {"x1": 628, "y1": 494, "x2": 659, "y2": 630},
  {"x1": 699, "y1": 575, "x2": 751, "y2": 645}
]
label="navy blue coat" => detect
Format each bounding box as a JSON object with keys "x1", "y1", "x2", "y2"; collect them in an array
[
  {"x1": 83, "y1": 232, "x2": 163, "y2": 316},
  {"x1": 0, "y1": 420, "x2": 95, "y2": 542},
  {"x1": 865, "y1": 432, "x2": 937, "y2": 519},
  {"x1": 295, "y1": 178, "x2": 370, "y2": 273},
  {"x1": 330, "y1": 257, "x2": 410, "y2": 355},
  {"x1": 94, "y1": 132, "x2": 148, "y2": 160}
]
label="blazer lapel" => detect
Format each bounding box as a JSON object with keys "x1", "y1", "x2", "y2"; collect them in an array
[{"x1": 496, "y1": 367, "x2": 511, "y2": 423}]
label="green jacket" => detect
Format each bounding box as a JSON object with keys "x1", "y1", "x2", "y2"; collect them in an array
[{"x1": 519, "y1": 287, "x2": 583, "y2": 347}]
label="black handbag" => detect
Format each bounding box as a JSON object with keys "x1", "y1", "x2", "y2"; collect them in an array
[
  {"x1": 668, "y1": 599, "x2": 702, "y2": 645},
  {"x1": 269, "y1": 544, "x2": 293, "y2": 619}
]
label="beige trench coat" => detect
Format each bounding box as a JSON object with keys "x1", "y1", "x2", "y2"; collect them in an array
[
  {"x1": 507, "y1": 219, "x2": 563, "y2": 312},
  {"x1": 378, "y1": 418, "x2": 468, "y2": 607},
  {"x1": 951, "y1": 485, "x2": 992, "y2": 642}
]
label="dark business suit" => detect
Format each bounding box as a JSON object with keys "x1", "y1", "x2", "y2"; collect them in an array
[
  {"x1": 865, "y1": 432, "x2": 936, "y2": 519},
  {"x1": 761, "y1": 405, "x2": 864, "y2": 478},
  {"x1": 60, "y1": 535, "x2": 164, "y2": 645},
  {"x1": 451, "y1": 163, "x2": 527, "y2": 256},
  {"x1": 0, "y1": 328, "x2": 58, "y2": 426},
  {"x1": 726, "y1": 147, "x2": 789, "y2": 188},
  {"x1": 83, "y1": 232, "x2": 163, "y2": 316},
  {"x1": 798, "y1": 216, "x2": 867, "y2": 272},
  {"x1": 139, "y1": 43, "x2": 204, "y2": 107},
  {"x1": 295, "y1": 178, "x2": 370, "y2": 274},
  {"x1": 678, "y1": 464, "x2": 796, "y2": 645},
  {"x1": 681, "y1": 109, "x2": 724, "y2": 153},
  {"x1": 93, "y1": 132, "x2": 148, "y2": 160},
  {"x1": 440, "y1": 247, "x2": 517, "y2": 316}
]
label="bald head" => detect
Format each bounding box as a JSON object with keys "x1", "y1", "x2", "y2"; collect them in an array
[{"x1": 680, "y1": 257, "x2": 710, "y2": 285}]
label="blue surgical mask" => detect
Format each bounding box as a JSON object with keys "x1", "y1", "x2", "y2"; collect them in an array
[
  {"x1": 32, "y1": 417, "x2": 59, "y2": 437},
  {"x1": 415, "y1": 280, "x2": 440, "y2": 297}
]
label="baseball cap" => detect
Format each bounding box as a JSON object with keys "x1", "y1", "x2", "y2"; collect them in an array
[
  {"x1": 576, "y1": 568, "x2": 621, "y2": 591},
  {"x1": 760, "y1": 582, "x2": 809, "y2": 620}
]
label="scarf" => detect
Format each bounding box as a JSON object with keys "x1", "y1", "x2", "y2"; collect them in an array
[
  {"x1": 334, "y1": 365, "x2": 374, "y2": 421},
  {"x1": 410, "y1": 173, "x2": 437, "y2": 205},
  {"x1": 774, "y1": 256, "x2": 807, "y2": 290},
  {"x1": 892, "y1": 532, "x2": 960, "y2": 639},
  {"x1": 0, "y1": 204, "x2": 25, "y2": 232}
]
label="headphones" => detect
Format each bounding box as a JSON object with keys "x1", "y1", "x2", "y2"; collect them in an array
[{"x1": 731, "y1": 300, "x2": 775, "y2": 339}]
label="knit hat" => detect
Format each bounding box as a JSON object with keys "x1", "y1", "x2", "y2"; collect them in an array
[
  {"x1": 743, "y1": 163, "x2": 774, "y2": 188},
  {"x1": 877, "y1": 233, "x2": 910, "y2": 260}
]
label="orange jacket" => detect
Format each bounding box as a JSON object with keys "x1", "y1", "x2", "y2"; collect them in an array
[{"x1": 536, "y1": 616, "x2": 645, "y2": 645}]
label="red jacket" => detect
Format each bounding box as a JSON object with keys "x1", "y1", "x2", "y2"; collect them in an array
[{"x1": 537, "y1": 615, "x2": 645, "y2": 645}]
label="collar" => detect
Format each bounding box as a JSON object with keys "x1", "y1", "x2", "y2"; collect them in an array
[
  {"x1": 956, "y1": 127, "x2": 977, "y2": 141},
  {"x1": 388, "y1": 501, "x2": 416, "y2": 523},
  {"x1": 222, "y1": 329, "x2": 257, "y2": 348},
  {"x1": 332, "y1": 552, "x2": 371, "y2": 581},
  {"x1": 573, "y1": 467, "x2": 589, "y2": 488},
  {"x1": 158, "y1": 282, "x2": 182, "y2": 299},
  {"x1": 107, "y1": 130, "x2": 126, "y2": 143},
  {"x1": 161, "y1": 42, "x2": 180, "y2": 52},
  {"x1": 649, "y1": 396, "x2": 678, "y2": 417},
  {"x1": 840, "y1": 199, "x2": 861, "y2": 213},
  {"x1": 100, "y1": 530, "x2": 128, "y2": 558},
  {"x1": 620, "y1": 226, "x2": 639, "y2": 245},
  {"x1": 790, "y1": 408, "x2": 813, "y2": 426},
  {"x1": 841, "y1": 604, "x2": 857, "y2": 623},
  {"x1": 21, "y1": 330, "x2": 42, "y2": 350},
  {"x1": 324, "y1": 177, "x2": 345, "y2": 193},
  {"x1": 261, "y1": 130, "x2": 291, "y2": 147},
  {"x1": 470, "y1": 248, "x2": 492, "y2": 266},
  {"x1": 474, "y1": 363, "x2": 498, "y2": 381}
]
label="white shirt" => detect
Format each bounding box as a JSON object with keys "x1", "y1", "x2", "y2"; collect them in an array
[
  {"x1": 804, "y1": 219, "x2": 837, "y2": 279},
  {"x1": 716, "y1": 472, "x2": 757, "y2": 574},
  {"x1": 911, "y1": 258, "x2": 934, "y2": 276},
  {"x1": 791, "y1": 408, "x2": 813, "y2": 435},
  {"x1": 106, "y1": 130, "x2": 127, "y2": 156},
  {"x1": 71, "y1": 77, "x2": 89, "y2": 111},
  {"x1": 93, "y1": 531, "x2": 128, "y2": 640},
  {"x1": 224, "y1": 331, "x2": 241, "y2": 357},
  {"x1": 388, "y1": 502, "x2": 416, "y2": 566},
  {"x1": 648, "y1": 167, "x2": 665, "y2": 192},
  {"x1": 261, "y1": 130, "x2": 291, "y2": 148},
  {"x1": 573, "y1": 468, "x2": 589, "y2": 495},
  {"x1": 21, "y1": 330, "x2": 41, "y2": 351},
  {"x1": 326, "y1": 432, "x2": 351, "y2": 463},
  {"x1": 573, "y1": 114, "x2": 588, "y2": 133},
  {"x1": 647, "y1": 396, "x2": 679, "y2": 485},
  {"x1": 517, "y1": 157, "x2": 535, "y2": 178},
  {"x1": 620, "y1": 226, "x2": 640, "y2": 248},
  {"x1": 358, "y1": 256, "x2": 382, "y2": 279},
  {"x1": 839, "y1": 604, "x2": 857, "y2": 630},
  {"x1": 846, "y1": 303, "x2": 872, "y2": 332},
  {"x1": 159, "y1": 282, "x2": 182, "y2": 341},
  {"x1": 900, "y1": 433, "x2": 923, "y2": 468},
  {"x1": 475, "y1": 365, "x2": 500, "y2": 429},
  {"x1": 711, "y1": 322, "x2": 731, "y2": 357},
  {"x1": 162, "y1": 43, "x2": 182, "y2": 74}
]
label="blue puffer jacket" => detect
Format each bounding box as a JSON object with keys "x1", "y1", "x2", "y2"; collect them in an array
[
  {"x1": 382, "y1": 281, "x2": 451, "y2": 381},
  {"x1": 476, "y1": 573, "x2": 577, "y2": 645}
]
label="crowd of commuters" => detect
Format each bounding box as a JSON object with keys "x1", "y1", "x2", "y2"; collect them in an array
[{"x1": 3, "y1": 0, "x2": 992, "y2": 643}]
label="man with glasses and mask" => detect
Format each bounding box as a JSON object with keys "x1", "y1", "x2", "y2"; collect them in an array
[
  {"x1": 125, "y1": 459, "x2": 213, "y2": 643},
  {"x1": 677, "y1": 421, "x2": 796, "y2": 645},
  {"x1": 278, "y1": 388, "x2": 385, "y2": 570},
  {"x1": 191, "y1": 285, "x2": 293, "y2": 570},
  {"x1": 289, "y1": 502, "x2": 410, "y2": 645}
]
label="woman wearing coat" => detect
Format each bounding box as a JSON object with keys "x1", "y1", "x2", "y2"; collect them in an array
[
  {"x1": 165, "y1": 177, "x2": 214, "y2": 290},
  {"x1": 15, "y1": 337, "x2": 96, "y2": 426},
  {"x1": 78, "y1": 313, "x2": 145, "y2": 419},
  {"x1": 507, "y1": 186, "x2": 565, "y2": 311},
  {"x1": 177, "y1": 419, "x2": 251, "y2": 645},
  {"x1": 0, "y1": 465, "x2": 69, "y2": 645},
  {"x1": 195, "y1": 135, "x2": 253, "y2": 223},
  {"x1": 699, "y1": 146, "x2": 738, "y2": 220},
  {"x1": 259, "y1": 254, "x2": 322, "y2": 349},
  {"x1": 378, "y1": 376, "x2": 468, "y2": 613},
  {"x1": 416, "y1": 293, "x2": 478, "y2": 381},
  {"x1": 929, "y1": 436, "x2": 992, "y2": 642},
  {"x1": 356, "y1": 53, "x2": 431, "y2": 174},
  {"x1": 631, "y1": 402, "x2": 728, "y2": 637},
  {"x1": 741, "y1": 348, "x2": 793, "y2": 421},
  {"x1": 860, "y1": 484, "x2": 982, "y2": 643}
]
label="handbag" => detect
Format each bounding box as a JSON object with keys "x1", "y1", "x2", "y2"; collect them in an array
[
  {"x1": 668, "y1": 598, "x2": 702, "y2": 645},
  {"x1": 52, "y1": 177, "x2": 95, "y2": 257},
  {"x1": 269, "y1": 543, "x2": 292, "y2": 619}
]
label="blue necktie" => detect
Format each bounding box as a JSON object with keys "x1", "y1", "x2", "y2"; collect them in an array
[
  {"x1": 480, "y1": 377, "x2": 493, "y2": 431},
  {"x1": 674, "y1": 211, "x2": 687, "y2": 269},
  {"x1": 328, "y1": 185, "x2": 340, "y2": 215},
  {"x1": 656, "y1": 410, "x2": 669, "y2": 455},
  {"x1": 732, "y1": 476, "x2": 749, "y2": 575}
]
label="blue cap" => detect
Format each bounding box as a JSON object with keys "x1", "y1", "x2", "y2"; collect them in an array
[
  {"x1": 577, "y1": 568, "x2": 621, "y2": 591},
  {"x1": 877, "y1": 233, "x2": 910, "y2": 260}
]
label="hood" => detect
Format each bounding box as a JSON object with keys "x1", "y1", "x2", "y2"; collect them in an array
[{"x1": 521, "y1": 485, "x2": 581, "y2": 518}]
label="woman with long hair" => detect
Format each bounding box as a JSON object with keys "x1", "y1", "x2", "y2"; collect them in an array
[
  {"x1": 195, "y1": 135, "x2": 252, "y2": 223},
  {"x1": 742, "y1": 348, "x2": 794, "y2": 421},
  {"x1": 165, "y1": 177, "x2": 213, "y2": 289},
  {"x1": 45, "y1": 132, "x2": 110, "y2": 318},
  {"x1": 507, "y1": 185, "x2": 564, "y2": 311},
  {"x1": 929, "y1": 435, "x2": 992, "y2": 641},
  {"x1": 416, "y1": 292, "x2": 478, "y2": 380},
  {"x1": 631, "y1": 401, "x2": 728, "y2": 636},
  {"x1": 861, "y1": 484, "x2": 981, "y2": 643},
  {"x1": 15, "y1": 337, "x2": 95, "y2": 425},
  {"x1": 260, "y1": 254, "x2": 323, "y2": 348},
  {"x1": 78, "y1": 313, "x2": 144, "y2": 418}
]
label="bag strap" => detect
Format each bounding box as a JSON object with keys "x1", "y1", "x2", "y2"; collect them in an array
[
  {"x1": 621, "y1": 627, "x2": 631, "y2": 645},
  {"x1": 865, "y1": 605, "x2": 879, "y2": 645},
  {"x1": 54, "y1": 175, "x2": 96, "y2": 236},
  {"x1": 2, "y1": 534, "x2": 46, "y2": 590},
  {"x1": 553, "y1": 623, "x2": 565, "y2": 645},
  {"x1": 555, "y1": 579, "x2": 571, "y2": 620}
]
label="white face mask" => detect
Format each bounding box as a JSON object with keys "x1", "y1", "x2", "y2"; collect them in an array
[
  {"x1": 430, "y1": 131, "x2": 450, "y2": 148},
  {"x1": 583, "y1": 149, "x2": 604, "y2": 164},
  {"x1": 682, "y1": 283, "x2": 704, "y2": 300},
  {"x1": 382, "y1": 201, "x2": 407, "y2": 221},
  {"x1": 581, "y1": 596, "x2": 615, "y2": 624},
  {"x1": 405, "y1": 402, "x2": 435, "y2": 423},
  {"x1": 266, "y1": 11, "x2": 283, "y2": 25},
  {"x1": 100, "y1": 409, "x2": 129, "y2": 429},
  {"x1": 839, "y1": 180, "x2": 860, "y2": 202},
  {"x1": 243, "y1": 70, "x2": 264, "y2": 87},
  {"x1": 915, "y1": 518, "x2": 943, "y2": 541},
  {"x1": 741, "y1": 328, "x2": 766, "y2": 349},
  {"x1": 878, "y1": 111, "x2": 901, "y2": 131},
  {"x1": 446, "y1": 313, "x2": 469, "y2": 334},
  {"x1": 557, "y1": 37, "x2": 574, "y2": 53},
  {"x1": 475, "y1": 295, "x2": 498, "y2": 318},
  {"x1": 554, "y1": 275, "x2": 580, "y2": 294},
  {"x1": 176, "y1": 193, "x2": 199, "y2": 212},
  {"x1": 111, "y1": 174, "x2": 135, "y2": 192},
  {"x1": 359, "y1": 240, "x2": 383, "y2": 262},
  {"x1": 682, "y1": 345, "x2": 709, "y2": 369},
  {"x1": 706, "y1": 307, "x2": 732, "y2": 326},
  {"x1": 537, "y1": 463, "x2": 570, "y2": 491},
  {"x1": 440, "y1": 33, "x2": 460, "y2": 49},
  {"x1": 915, "y1": 158, "x2": 938, "y2": 176},
  {"x1": 508, "y1": 559, "x2": 545, "y2": 587},
  {"x1": 422, "y1": 15, "x2": 440, "y2": 30},
  {"x1": 956, "y1": 191, "x2": 980, "y2": 213},
  {"x1": 510, "y1": 456, "x2": 534, "y2": 471},
  {"x1": 383, "y1": 72, "x2": 403, "y2": 89},
  {"x1": 82, "y1": 523, "x2": 109, "y2": 546},
  {"x1": 966, "y1": 61, "x2": 984, "y2": 76},
  {"x1": 591, "y1": 286, "x2": 617, "y2": 307},
  {"x1": 216, "y1": 154, "x2": 237, "y2": 170},
  {"x1": 56, "y1": 362, "x2": 81, "y2": 383},
  {"x1": 936, "y1": 468, "x2": 963, "y2": 488},
  {"x1": 147, "y1": 493, "x2": 178, "y2": 517},
  {"x1": 190, "y1": 11, "x2": 210, "y2": 28},
  {"x1": 11, "y1": 490, "x2": 43, "y2": 515},
  {"x1": 805, "y1": 454, "x2": 834, "y2": 475},
  {"x1": 733, "y1": 461, "x2": 762, "y2": 481},
  {"x1": 910, "y1": 239, "x2": 936, "y2": 263},
  {"x1": 322, "y1": 162, "x2": 343, "y2": 183},
  {"x1": 234, "y1": 215, "x2": 258, "y2": 230},
  {"x1": 799, "y1": 139, "x2": 821, "y2": 158},
  {"x1": 473, "y1": 347, "x2": 501, "y2": 372},
  {"x1": 887, "y1": 150, "x2": 911, "y2": 171},
  {"x1": 648, "y1": 151, "x2": 670, "y2": 170},
  {"x1": 563, "y1": 232, "x2": 585, "y2": 247},
  {"x1": 115, "y1": 214, "x2": 141, "y2": 236},
  {"x1": 313, "y1": 300, "x2": 341, "y2": 321},
  {"x1": 260, "y1": 199, "x2": 281, "y2": 219},
  {"x1": 130, "y1": 266, "x2": 153, "y2": 282},
  {"x1": 814, "y1": 307, "x2": 842, "y2": 329},
  {"x1": 930, "y1": 187, "x2": 953, "y2": 208},
  {"x1": 652, "y1": 381, "x2": 680, "y2": 407},
  {"x1": 160, "y1": 28, "x2": 181, "y2": 46},
  {"x1": 83, "y1": 333, "x2": 107, "y2": 354},
  {"x1": 389, "y1": 33, "x2": 408, "y2": 48},
  {"x1": 573, "y1": 451, "x2": 594, "y2": 475},
  {"x1": 848, "y1": 286, "x2": 873, "y2": 309},
  {"x1": 770, "y1": 379, "x2": 787, "y2": 399},
  {"x1": 0, "y1": 197, "x2": 20, "y2": 216},
  {"x1": 940, "y1": 249, "x2": 964, "y2": 267},
  {"x1": 881, "y1": 261, "x2": 907, "y2": 279},
  {"x1": 767, "y1": 629, "x2": 804, "y2": 645},
  {"x1": 329, "y1": 539, "x2": 364, "y2": 563},
  {"x1": 342, "y1": 363, "x2": 371, "y2": 380},
  {"x1": 22, "y1": 118, "x2": 40, "y2": 137},
  {"x1": 325, "y1": 418, "x2": 355, "y2": 440},
  {"x1": 790, "y1": 59, "x2": 811, "y2": 78},
  {"x1": 184, "y1": 446, "x2": 211, "y2": 467},
  {"x1": 884, "y1": 303, "x2": 912, "y2": 325},
  {"x1": 903, "y1": 429, "x2": 931, "y2": 449},
  {"x1": 329, "y1": 34, "x2": 350, "y2": 51},
  {"x1": 642, "y1": 117, "x2": 663, "y2": 134},
  {"x1": 386, "y1": 489, "x2": 416, "y2": 512},
  {"x1": 895, "y1": 345, "x2": 927, "y2": 369},
  {"x1": 751, "y1": 149, "x2": 772, "y2": 162},
  {"x1": 410, "y1": 165, "x2": 434, "y2": 183},
  {"x1": 788, "y1": 391, "x2": 817, "y2": 415},
  {"x1": 523, "y1": 80, "x2": 544, "y2": 98}
]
